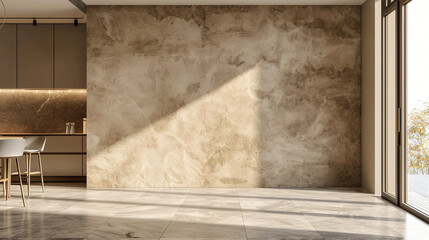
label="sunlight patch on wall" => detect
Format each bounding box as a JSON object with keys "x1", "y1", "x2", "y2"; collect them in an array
[{"x1": 88, "y1": 66, "x2": 262, "y2": 187}]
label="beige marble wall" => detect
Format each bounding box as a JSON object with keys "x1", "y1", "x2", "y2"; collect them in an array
[
  {"x1": 0, "y1": 89, "x2": 86, "y2": 133},
  {"x1": 87, "y1": 6, "x2": 361, "y2": 188}
]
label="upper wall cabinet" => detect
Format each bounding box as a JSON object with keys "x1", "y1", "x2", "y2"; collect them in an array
[
  {"x1": 0, "y1": 25, "x2": 17, "y2": 88},
  {"x1": 0, "y1": 24, "x2": 86, "y2": 89},
  {"x1": 55, "y1": 25, "x2": 86, "y2": 89},
  {"x1": 17, "y1": 24, "x2": 54, "y2": 88}
]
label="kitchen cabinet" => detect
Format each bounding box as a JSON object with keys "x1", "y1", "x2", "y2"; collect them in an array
[
  {"x1": 25, "y1": 154, "x2": 83, "y2": 176},
  {"x1": 44, "y1": 136, "x2": 83, "y2": 153},
  {"x1": 8, "y1": 134, "x2": 87, "y2": 177},
  {"x1": 38, "y1": 155, "x2": 83, "y2": 176},
  {"x1": 17, "y1": 24, "x2": 54, "y2": 88},
  {"x1": 83, "y1": 155, "x2": 87, "y2": 176},
  {"x1": 42, "y1": 135, "x2": 86, "y2": 176},
  {"x1": 0, "y1": 24, "x2": 17, "y2": 88},
  {"x1": 54, "y1": 24, "x2": 86, "y2": 89},
  {"x1": 83, "y1": 136, "x2": 87, "y2": 176},
  {"x1": 0, "y1": 23, "x2": 86, "y2": 89},
  {"x1": 83, "y1": 135, "x2": 87, "y2": 152}
]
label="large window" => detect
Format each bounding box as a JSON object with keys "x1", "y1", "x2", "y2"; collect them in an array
[
  {"x1": 382, "y1": 0, "x2": 429, "y2": 223},
  {"x1": 404, "y1": 0, "x2": 429, "y2": 216}
]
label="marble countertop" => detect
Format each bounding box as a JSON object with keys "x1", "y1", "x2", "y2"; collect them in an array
[{"x1": 0, "y1": 133, "x2": 86, "y2": 136}]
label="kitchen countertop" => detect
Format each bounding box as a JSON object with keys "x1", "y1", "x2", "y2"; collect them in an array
[{"x1": 0, "y1": 133, "x2": 87, "y2": 136}]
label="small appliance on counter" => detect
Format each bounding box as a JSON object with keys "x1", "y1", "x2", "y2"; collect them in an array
[
  {"x1": 65, "y1": 122, "x2": 76, "y2": 134},
  {"x1": 70, "y1": 123, "x2": 75, "y2": 134},
  {"x1": 83, "y1": 118, "x2": 87, "y2": 134}
]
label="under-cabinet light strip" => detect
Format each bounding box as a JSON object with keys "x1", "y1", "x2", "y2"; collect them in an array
[{"x1": 0, "y1": 89, "x2": 86, "y2": 93}]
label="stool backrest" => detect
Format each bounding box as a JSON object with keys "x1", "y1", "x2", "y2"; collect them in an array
[
  {"x1": 0, "y1": 139, "x2": 25, "y2": 158},
  {"x1": 24, "y1": 137, "x2": 47, "y2": 152}
]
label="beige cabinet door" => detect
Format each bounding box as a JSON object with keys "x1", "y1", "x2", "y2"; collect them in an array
[
  {"x1": 44, "y1": 136, "x2": 83, "y2": 153},
  {"x1": 17, "y1": 24, "x2": 54, "y2": 88},
  {"x1": 83, "y1": 155, "x2": 87, "y2": 176},
  {"x1": 41, "y1": 155, "x2": 83, "y2": 176},
  {"x1": 54, "y1": 24, "x2": 86, "y2": 89},
  {"x1": 83, "y1": 136, "x2": 87, "y2": 152},
  {"x1": 0, "y1": 24, "x2": 17, "y2": 88},
  {"x1": 12, "y1": 154, "x2": 83, "y2": 176}
]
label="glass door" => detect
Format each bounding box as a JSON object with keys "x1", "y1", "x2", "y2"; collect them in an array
[
  {"x1": 383, "y1": 0, "x2": 429, "y2": 223},
  {"x1": 382, "y1": 2, "x2": 399, "y2": 204},
  {"x1": 402, "y1": 0, "x2": 429, "y2": 218}
]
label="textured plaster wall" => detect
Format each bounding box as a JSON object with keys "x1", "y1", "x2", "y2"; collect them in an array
[{"x1": 87, "y1": 6, "x2": 361, "y2": 188}]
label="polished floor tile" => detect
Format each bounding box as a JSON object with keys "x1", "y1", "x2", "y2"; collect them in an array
[{"x1": 0, "y1": 184, "x2": 428, "y2": 239}]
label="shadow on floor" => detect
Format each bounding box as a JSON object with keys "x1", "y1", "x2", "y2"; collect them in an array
[{"x1": 1, "y1": 209, "x2": 404, "y2": 240}]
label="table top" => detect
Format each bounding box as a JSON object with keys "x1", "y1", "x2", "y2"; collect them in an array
[{"x1": 0, "y1": 137, "x2": 24, "y2": 140}]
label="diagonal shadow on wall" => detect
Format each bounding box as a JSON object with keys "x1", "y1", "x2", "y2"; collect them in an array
[{"x1": 87, "y1": 5, "x2": 361, "y2": 188}]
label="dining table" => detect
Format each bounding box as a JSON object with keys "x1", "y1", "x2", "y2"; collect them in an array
[{"x1": 0, "y1": 136, "x2": 24, "y2": 198}]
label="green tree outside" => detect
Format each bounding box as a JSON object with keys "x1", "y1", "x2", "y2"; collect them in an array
[{"x1": 408, "y1": 102, "x2": 429, "y2": 175}]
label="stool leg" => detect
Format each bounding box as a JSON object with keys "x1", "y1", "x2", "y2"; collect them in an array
[
  {"x1": 27, "y1": 153, "x2": 31, "y2": 196},
  {"x1": 26, "y1": 154, "x2": 28, "y2": 194},
  {"x1": 2, "y1": 182, "x2": 5, "y2": 200},
  {"x1": 38, "y1": 152, "x2": 45, "y2": 193},
  {"x1": 16, "y1": 158, "x2": 26, "y2": 207},
  {"x1": 7, "y1": 158, "x2": 11, "y2": 198},
  {"x1": 1, "y1": 159, "x2": 6, "y2": 200}
]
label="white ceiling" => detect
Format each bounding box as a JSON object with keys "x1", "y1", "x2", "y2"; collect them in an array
[
  {"x1": 1, "y1": 0, "x2": 83, "y2": 18},
  {"x1": 0, "y1": 0, "x2": 367, "y2": 23},
  {"x1": 0, "y1": 0, "x2": 85, "y2": 23},
  {"x1": 84, "y1": 0, "x2": 367, "y2": 5}
]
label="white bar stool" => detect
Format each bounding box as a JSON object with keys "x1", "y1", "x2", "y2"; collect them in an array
[
  {"x1": 0, "y1": 139, "x2": 26, "y2": 207},
  {"x1": 23, "y1": 137, "x2": 47, "y2": 196}
]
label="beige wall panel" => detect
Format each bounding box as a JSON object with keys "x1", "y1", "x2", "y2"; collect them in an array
[{"x1": 362, "y1": 0, "x2": 382, "y2": 195}]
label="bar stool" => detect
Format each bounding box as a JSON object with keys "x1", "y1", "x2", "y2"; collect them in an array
[
  {"x1": 0, "y1": 139, "x2": 26, "y2": 207},
  {"x1": 23, "y1": 137, "x2": 46, "y2": 196}
]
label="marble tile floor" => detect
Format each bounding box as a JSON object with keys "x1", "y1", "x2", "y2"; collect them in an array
[{"x1": 1, "y1": 184, "x2": 429, "y2": 239}]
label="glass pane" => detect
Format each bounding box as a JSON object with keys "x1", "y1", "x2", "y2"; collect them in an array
[
  {"x1": 406, "y1": 0, "x2": 429, "y2": 215},
  {"x1": 385, "y1": 10, "x2": 397, "y2": 197}
]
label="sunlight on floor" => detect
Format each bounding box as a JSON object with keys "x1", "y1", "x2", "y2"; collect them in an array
[{"x1": 1, "y1": 185, "x2": 429, "y2": 239}]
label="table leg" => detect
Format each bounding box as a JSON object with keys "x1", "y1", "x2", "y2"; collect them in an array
[
  {"x1": 1, "y1": 159, "x2": 6, "y2": 199},
  {"x1": 7, "y1": 158, "x2": 11, "y2": 198}
]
